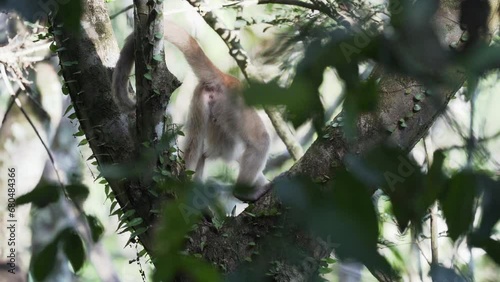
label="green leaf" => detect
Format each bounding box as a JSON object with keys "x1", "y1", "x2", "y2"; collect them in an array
[
  {"x1": 352, "y1": 146, "x2": 423, "y2": 231},
  {"x1": 78, "y1": 139, "x2": 88, "y2": 146},
  {"x1": 420, "y1": 150, "x2": 446, "y2": 209},
  {"x1": 62, "y1": 229, "x2": 86, "y2": 272},
  {"x1": 324, "y1": 257, "x2": 337, "y2": 264},
  {"x1": 129, "y1": 227, "x2": 148, "y2": 239},
  {"x1": 110, "y1": 207, "x2": 122, "y2": 217},
  {"x1": 49, "y1": 42, "x2": 57, "y2": 52},
  {"x1": 32, "y1": 239, "x2": 58, "y2": 280},
  {"x1": 65, "y1": 184, "x2": 89, "y2": 204},
  {"x1": 274, "y1": 172, "x2": 399, "y2": 279},
  {"x1": 399, "y1": 119, "x2": 407, "y2": 128},
  {"x1": 17, "y1": 181, "x2": 60, "y2": 208},
  {"x1": 138, "y1": 249, "x2": 148, "y2": 257},
  {"x1": 86, "y1": 214, "x2": 104, "y2": 242},
  {"x1": 64, "y1": 104, "x2": 73, "y2": 115},
  {"x1": 122, "y1": 209, "x2": 136, "y2": 219},
  {"x1": 152, "y1": 197, "x2": 204, "y2": 281},
  {"x1": 104, "y1": 184, "x2": 110, "y2": 197},
  {"x1": 118, "y1": 226, "x2": 133, "y2": 235},
  {"x1": 276, "y1": 173, "x2": 378, "y2": 256},
  {"x1": 116, "y1": 218, "x2": 128, "y2": 232},
  {"x1": 62, "y1": 85, "x2": 70, "y2": 94},
  {"x1": 109, "y1": 201, "x2": 118, "y2": 215},
  {"x1": 128, "y1": 217, "x2": 143, "y2": 227},
  {"x1": 413, "y1": 93, "x2": 424, "y2": 101},
  {"x1": 440, "y1": 171, "x2": 477, "y2": 241},
  {"x1": 244, "y1": 78, "x2": 325, "y2": 133},
  {"x1": 153, "y1": 54, "x2": 163, "y2": 61},
  {"x1": 178, "y1": 257, "x2": 221, "y2": 282},
  {"x1": 476, "y1": 176, "x2": 500, "y2": 237},
  {"x1": 318, "y1": 267, "x2": 333, "y2": 274}
]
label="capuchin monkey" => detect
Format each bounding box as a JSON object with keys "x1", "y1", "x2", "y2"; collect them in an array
[{"x1": 112, "y1": 21, "x2": 271, "y2": 201}]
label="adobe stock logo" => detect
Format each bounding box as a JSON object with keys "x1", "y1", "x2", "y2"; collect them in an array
[
  {"x1": 345, "y1": 152, "x2": 417, "y2": 192},
  {"x1": 339, "y1": 0, "x2": 403, "y2": 63},
  {"x1": 383, "y1": 155, "x2": 416, "y2": 192}
]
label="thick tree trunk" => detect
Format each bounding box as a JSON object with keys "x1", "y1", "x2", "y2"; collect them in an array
[{"x1": 52, "y1": 0, "x2": 160, "y2": 252}]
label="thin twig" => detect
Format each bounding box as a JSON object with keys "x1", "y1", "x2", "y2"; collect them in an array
[
  {"x1": 423, "y1": 138, "x2": 438, "y2": 265},
  {"x1": 258, "y1": 0, "x2": 321, "y2": 11},
  {"x1": 0, "y1": 64, "x2": 66, "y2": 192},
  {"x1": 265, "y1": 107, "x2": 303, "y2": 160},
  {"x1": 1, "y1": 88, "x2": 18, "y2": 128},
  {"x1": 415, "y1": 240, "x2": 432, "y2": 266},
  {"x1": 430, "y1": 202, "x2": 439, "y2": 265}
]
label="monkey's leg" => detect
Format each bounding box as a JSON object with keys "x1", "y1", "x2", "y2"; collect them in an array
[
  {"x1": 236, "y1": 145, "x2": 268, "y2": 186},
  {"x1": 254, "y1": 172, "x2": 269, "y2": 187},
  {"x1": 233, "y1": 148, "x2": 271, "y2": 203},
  {"x1": 194, "y1": 153, "x2": 206, "y2": 181}
]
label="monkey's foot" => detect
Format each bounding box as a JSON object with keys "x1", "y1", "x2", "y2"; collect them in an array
[{"x1": 233, "y1": 183, "x2": 273, "y2": 203}]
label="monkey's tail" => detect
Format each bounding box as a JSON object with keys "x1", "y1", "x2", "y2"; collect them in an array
[
  {"x1": 112, "y1": 34, "x2": 136, "y2": 111},
  {"x1": 164, "y1": 21, "x2": 223, "y2": 83}
]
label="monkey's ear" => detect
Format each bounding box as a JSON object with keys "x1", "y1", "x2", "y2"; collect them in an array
[{"x1": 233, "y1": 183, "x2": 272, "y2": 203}]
